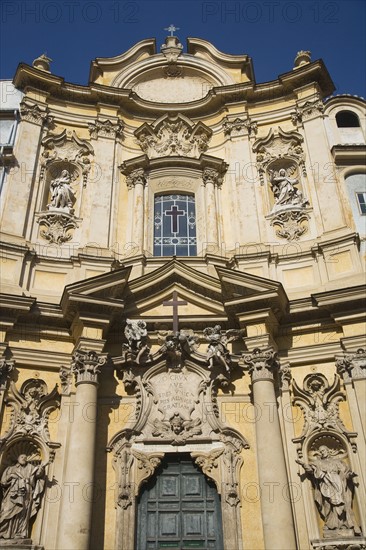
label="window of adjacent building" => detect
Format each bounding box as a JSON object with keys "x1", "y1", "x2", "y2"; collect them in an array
[
  {"x1": 356, "y1": 192, "x2": 366, "y2": 215},
  {"x1": 154, "y1": 194, "x2": 197, "y2": 256},
  {"x1": 0, "y1": 110, "x2": 18, "y2": 146},
  {"x1": 336, "y1": 111, "x2": 360, "y2": 128}
]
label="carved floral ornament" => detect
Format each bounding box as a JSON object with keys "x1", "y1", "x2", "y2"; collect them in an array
[
  {"x1": 71, "y1": 349, "x2": 107, "y2": 385},
  {"x1": 134, "y1": 114, "x2": 212, "y2": 159},
  {"x1": 0, "y1": 358, "x2": 14, "y2": 391}
]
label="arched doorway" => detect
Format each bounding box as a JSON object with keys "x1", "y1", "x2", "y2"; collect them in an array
[{"x1": 136, "y1": 453, "x2": 224, "y2": 550}]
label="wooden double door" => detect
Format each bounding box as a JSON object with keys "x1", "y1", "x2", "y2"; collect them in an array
[{"x1": 136, "y1": 453, "x2": 224, "y2": 550}]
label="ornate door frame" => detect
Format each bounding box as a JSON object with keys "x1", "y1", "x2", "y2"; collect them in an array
[{"x1": 108, "y1": 358, "x2": 249, "y2": 550}]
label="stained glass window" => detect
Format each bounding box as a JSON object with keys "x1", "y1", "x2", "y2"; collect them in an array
[{"x1": 154, "y1": 194, "x2": 197, "y2": 256}]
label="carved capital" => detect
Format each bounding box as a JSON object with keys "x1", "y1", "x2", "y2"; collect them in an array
[
  {"x1": 88, "y1": 119, "x2": 124, "y2": 140},
  {"x1": 20, "y1": 100, "x2": 50, "y2": 126},
  {"x1": 336, "y1": 348, "x2": 366, "y2": 382},
  {"x1": 125, "y1": 168, "x2": 147, "y2": 189},
  {"x1": 242, "y1": 347, "x2": 279, "y2": 381},
  {"x1": 71, "y1": 350, "x2": 106, "y2": 385},
  {"x1": 0, "y1": 358, "x2": 14, "y2": 390},
  {"x1": 223, "y1": 117, "x2": 258, "y2": 138},
  {"x1": 292, "y1": 98, "x2": 325, "y2": 125},
  {"x1": 202, "y1": 167, "x2": 222, "y2": 188}
]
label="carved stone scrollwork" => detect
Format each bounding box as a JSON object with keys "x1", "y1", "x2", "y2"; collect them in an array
[
  {"x1": 279, "y1": 361, "x2": 292, "y2": 391},
  {"x1": 223, "y1": 116, "x2": 258, "y2": 137},
  {"x1": 71, "y1": 350, "x2": 106, "y2": 385},
  {"x1": 40, "y1": 129, "x2": 93, "y2": 187},
  {"x1": 242, "y1": 347, "x2": 280, "y2": 382},
  {"x1": 88, "y1": 119, "x2": 124, "y2": 140},
  {"x1": 1, "y1": 378, "x2": 60, "y2": 444},
  {"x1": 336, "y1": 349, "x2": 366, "y2": 382},
  {"x1": 292, "y1": 373, "x2": 356, "y2": 446},
  {"x1": 161, "y1": 34, "x2": 183, "y2": 64},
  {"x1": 253, "y1": 127, "x2": 307, "y2": 185},
  {"x1": 38, "y1": 211, "x2": 78, "y2": 244},
  {"x1": 292, "y1": 98, "x2": 325, "y2": 125},
  {"x1": 135, "y1": 113, "x2": 212, "y2": 159},
  {"x1": 312, "y1": 544, "x2": 365, "y2": 550},
  {"x1": 0, "y1": 359, "x2": 14, "y2": 391},
  {"x1": 270, "y1": 208, "x2": 310, "y2": 240}
]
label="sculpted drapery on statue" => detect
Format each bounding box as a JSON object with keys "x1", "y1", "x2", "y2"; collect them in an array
[
  {"x1": 296, "y1": 445, "x2": 361, "y2": 535},
  {"x1": 48, "y1": 169, "x2": 75, "y2": 212},
  {"x1": 269, "y1": 167, "x2": 308, "y2": 210},
  {"x1": 0, "y1": 454, "x2": 46, "y2": 539}
]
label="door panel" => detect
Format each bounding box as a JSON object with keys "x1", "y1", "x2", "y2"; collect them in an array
[{"x1": 136, "y1": 454, "x2": 224, "y2": 550}]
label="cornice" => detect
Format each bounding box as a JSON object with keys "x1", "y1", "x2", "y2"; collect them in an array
[{"x1": 13, "y1": 59, "x2": 334, "y2": 118}]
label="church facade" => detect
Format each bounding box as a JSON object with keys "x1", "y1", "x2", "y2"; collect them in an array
[{"x1": 0, "y1": 31, "x2": 365, "y2": 550}]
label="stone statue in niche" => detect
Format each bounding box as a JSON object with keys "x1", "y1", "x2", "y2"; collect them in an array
[
  {"x1": 269, "y1": 167, "x2": 308, "y2": 210},
  {"x1": 48, "y1": 169, "x2": 75, "y2": 213},
  {"x1": 203, "y1": 325, "x2": 241, "y2": 373},
  {"x1": 0, "y1": 454, "x2": 47, "y2": 539},
  {"x1": 296, "y1": 445, "x2": 361, "y2": 536},
  {"x1": 123, "y1": 319, "x2": 150, "y2": 364}
]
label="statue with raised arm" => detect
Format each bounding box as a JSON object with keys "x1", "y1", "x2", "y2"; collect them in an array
[
  {"x1": 269, "y1": 168, "x2": 308, "y2": 209},
  {"x1": 0, "y1": 454, "x2": 47, "y2": 539},
  {"x1": 296, "y1": 445, "x2": 361, "y2": 534},
  {"x1": 48, "y1": 169, "x2": 75, "y2": 211},
  {"x1": 124, "y1": 319, "x2": 149, "y2": 364},
  {"x1": 203, "y1": 326, "x2": 241, "y2": 373}
]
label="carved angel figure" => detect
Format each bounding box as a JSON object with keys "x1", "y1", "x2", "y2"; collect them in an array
[
  {"x1": 158, "y1": 330, "x2": 199, "y2": 369},
  {"x1": 203, "y1": 326, "x2": 240, "y2": 373},
  {"x1": 269, "y1": 167, "x2": 308, "y2": 209},
  {"x1": 296, "y1": 445, "x2": 361, "y2": 534},
  {"x1": 48, "y1": 169, "x2": 75, "y2": 211},
  {"x1": 124, "y1": 319, "x2": 149, "y2": 364},
  {"x1": 0, "y1": 455, "x2": 47, "y2": 539}
]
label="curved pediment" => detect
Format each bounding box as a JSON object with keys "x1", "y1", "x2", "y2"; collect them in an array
[{"x1": 89, "y1": 35, "x2": 253, "y2": 104}]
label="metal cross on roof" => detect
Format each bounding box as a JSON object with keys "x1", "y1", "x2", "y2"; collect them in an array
[
  {"x1": 163, "y1": 290, "x2": 187, "y2": 332},
  {"x1": 164, "y1": 24, "x2": 179, "y2": 37}
]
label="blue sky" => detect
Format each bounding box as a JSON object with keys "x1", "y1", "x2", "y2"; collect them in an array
[{"x1": 1, "y1": 0, "x2": 365, "y2": 97}]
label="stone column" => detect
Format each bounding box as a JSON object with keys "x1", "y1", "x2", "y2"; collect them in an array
[
  {"x1": 243, "y1": 348, "x2": 297, "y2": 550},
  {"x1": 127, "y1": 168, "x2": 146, "y2": 254},
  {"x1": 202, "y1": 168, "x2": 220, "y2": 251},
  {"x1": 56, "y1": 350, "x2": 106, "y2": 550}
]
